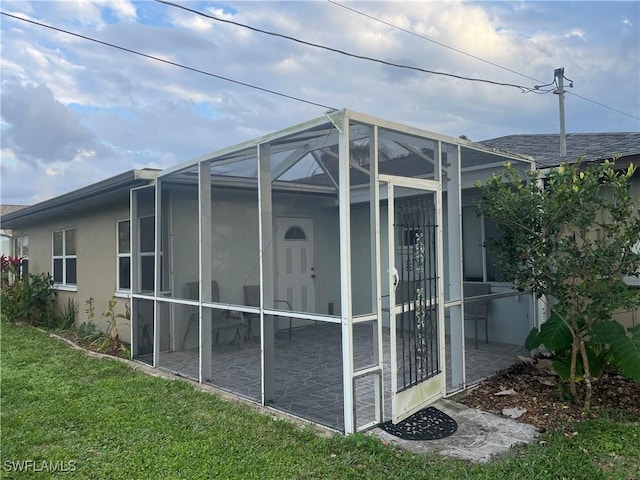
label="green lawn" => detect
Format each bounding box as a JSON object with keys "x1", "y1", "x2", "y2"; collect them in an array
[{"x1": 1, "y1": 323, "x2": 638, "y2": 479}]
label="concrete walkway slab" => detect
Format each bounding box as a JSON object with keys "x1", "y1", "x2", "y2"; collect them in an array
[{"x1": 372, "y1": 398, "x2": 539, "y2": 463}]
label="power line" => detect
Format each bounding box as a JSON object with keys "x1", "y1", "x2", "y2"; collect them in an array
[
  {"x1": 156, "y1": 0, "x2": 546, "y2": 94},
  {"x1": 328, "y1": 0, "x2": 640, "y2": 122},
  {"x1": 566, "y1": 91, "x2": 639, "y2": 121},
  {"x1": 0, "y1": 11, "x2": 336, "y2": 111},
  {"x1": 328, "y1": 0, "x2": 544, "y2": 85},
  {"x1": 1, "y1": 11, "x2": 341, "y2": 348}
]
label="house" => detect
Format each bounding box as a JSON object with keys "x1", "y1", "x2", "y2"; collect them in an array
[
  {"x1": 18, "y1": 110, "x2": 639, "y2": 437},
  {"x1": 0, "y1": 110, "x2": 545, "y2": 433},
  {"x1": 1, "y1": 204, "x2": 28, "y2": 258},
  {"x1": 480, "y1": 132, "x2": 640, "y2": 328},
  {"x1": 4, "y1": 112, "x2": 637, "y2": 434},
  {"x1": 0, "y1": 169, "x2": 158, "y2": 342}
]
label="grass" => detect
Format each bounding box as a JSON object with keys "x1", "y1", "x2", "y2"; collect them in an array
[{"x1": 1, "y1": 323, "x2": 639, "y2": 479}]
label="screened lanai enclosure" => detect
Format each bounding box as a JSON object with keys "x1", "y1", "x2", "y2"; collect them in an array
[{"x1": 130, "y1": 109, "x2": 537, "y2": 433}]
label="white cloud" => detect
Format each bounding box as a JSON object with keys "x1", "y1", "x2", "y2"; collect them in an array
[
  {"x1": 0, "y1": 58, "x2": 26, "y2": 80},
  {"x1": 158, "y1": 83, "x2": 217, "y2": 105},
  {"x1": 53, "y1": 0, "x2": 136, "y2": 27},
  {"x1": 0, "y1": 83, "x2": 107, "y2": 165},
  {"x1": 102, "y1": 0, "x2": 137, "y2": 21},
  {"x1": 168, "y1": 9, "x2": 214, "y2": 33},
  {"x1": 55, "y1": 0, "x2": 106, "y2": 28},
  {"x1": 273, "y1": 57, "x2": 302, "y2": 74},
  {"x1": 0, "y1": 0, "x2": 638, "y2": 205},
  {"x1": 0, "y1": 148, "x2": 18, "y2": 171},
  {"x1": 566, "y1": 29, "x2": 586, "y2": 39}
]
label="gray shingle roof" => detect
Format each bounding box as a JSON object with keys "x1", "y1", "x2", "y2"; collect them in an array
[
  {"x1": 0, "y1": 205, "x2": 28, "y2": 216},
  {"x1": 480, "y1": 132, "x2": 640, "y2": 167}
]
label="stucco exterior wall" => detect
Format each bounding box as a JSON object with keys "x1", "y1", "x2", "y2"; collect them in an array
[
  {"x1": 613, "y1": 308, "x2": 639, "y2": 329},
  {"x1": 11, "y1": 200, "x2": 132, "y2": 343},
  {"x1": 164, "y1": 184, "x2": 340, "y2": 315},
  {"x1": 160, "y1": 184, "x2": 341, "y2": 349}
]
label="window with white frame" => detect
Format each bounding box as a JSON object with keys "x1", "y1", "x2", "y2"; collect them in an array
[
  {"x1": 13, "y1": 235, "x2": 29, "y2": 258},
  {"x1": 117, "y1": 220, "x2": 131, "y2": 291},
  {"x1": 52, "y1": 229, "x2": 77, "y2": 287},
  {"x1": 462, "y1": 208, "x2": 504, "y2": 282}
]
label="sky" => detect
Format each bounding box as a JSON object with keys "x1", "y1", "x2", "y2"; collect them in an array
[{"x1": 1, "y1": 0, "x2": 639, "y2": 206}]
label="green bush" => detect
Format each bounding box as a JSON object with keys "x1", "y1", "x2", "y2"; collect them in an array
[
  {"x1": 92, "y1": 296, "x2": 127, "y2": 353},
  {"x1": 1, "y1": 273, "x2": 57, "y2": 327},
  {"x1": 479, "y1": 159, "x2": 640, "y2": 409},
  {"x1": 77, "y1": 321, "x2": 101, "y2": 342},
  {"x1": 57, "y1": 298, "x2": 79, "y2": 331}
]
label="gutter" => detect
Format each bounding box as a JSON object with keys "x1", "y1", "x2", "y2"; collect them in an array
[{"x1": 1, "y1": 169, "x2": 158, "y2": 228}]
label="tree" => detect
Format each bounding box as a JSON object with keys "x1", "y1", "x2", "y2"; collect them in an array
[{"x1": 477, "y1": 159, "x2": 640, "y2": 409}]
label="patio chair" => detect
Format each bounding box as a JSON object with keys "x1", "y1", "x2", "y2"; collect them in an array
[
  {"x1": 181, "y1": 281, "x2": 246, "y2": 350},
  {"x1": 243, "y1": 285, "x2": 293, "y2": 339},
  {"x1": 137, "y1": 313, "x2": 153, "y2": 356},
  {"x1": 463, "y1": 282, "x2": 491, "y2": 349}
]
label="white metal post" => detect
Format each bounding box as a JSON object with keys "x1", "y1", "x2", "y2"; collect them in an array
[
  {"x1": 446, "y1": 143, "x2": 465, "y2": 390},
  {"x1": 153, "y1": 183, "x2": 161, "y2": 368},
  {"x1": 338, "y1": 113, "x2": 355, "y2": 433},
  {"x1": 258, "y1": 143, "x2": 276, "y2": 404},
  {"x1": 435, "y1": 156, "x2": 447, "y2": 398},
  {"x1": 199, "y1": 161, "x2": 213, "y2": 383},
  {"x1": 370, "y1": 125, "x2": 383, "y2": 424},
  {"x1": 167, "y1": 191, "x2": 176, "y2": 352},
  {"x1": 130, "y1": 188, "x2": 138, "y2": 359},
  {"x1": 387, "y1": 183, "x2": 397, "y2": 417}
]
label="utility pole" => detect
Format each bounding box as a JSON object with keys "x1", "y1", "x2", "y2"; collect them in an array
[{"x1": 553, "y1": 67, "x2": 572, "y2": 158}]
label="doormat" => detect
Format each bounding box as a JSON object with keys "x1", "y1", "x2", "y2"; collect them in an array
[{"x1": 380, "y1": 407, "x2": 457, "y2": 441}]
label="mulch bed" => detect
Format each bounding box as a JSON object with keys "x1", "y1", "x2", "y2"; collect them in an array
[
  {"x1": 458, "y1": 358, "x2": 640, "y2": 431},
  {"x1": 57, "y1": 330, "x2": 130, "y2": 358}
]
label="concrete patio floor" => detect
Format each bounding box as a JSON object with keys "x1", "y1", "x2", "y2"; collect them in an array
[{"x1": 153, "y1": 322, "x2": 527, "y2": 433}]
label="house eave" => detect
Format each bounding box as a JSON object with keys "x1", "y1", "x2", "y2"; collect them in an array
[{"x1": 0, "y1": 169, "x2": 159, "y2": 229}]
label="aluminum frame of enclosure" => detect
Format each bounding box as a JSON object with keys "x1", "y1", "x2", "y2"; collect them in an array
[{"x1": 130, "y1": 109, "x2": 536, "y2": 434}]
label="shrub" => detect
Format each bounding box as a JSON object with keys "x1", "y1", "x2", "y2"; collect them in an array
[
  {"x1": 77, "y1": 321, "x2": 101, "y2": 343},
  {"x1": 1, "y1": 255, "x2": 19, "y2": 281},
  {"x1": 479, "y1": 160, "x2": 640, "y2": 409},
  {"x1": 92, "y1": 296, "x2": 127, "y2": 353},
  {"x1": 1, "y1": 272, "x2": 57, "y2": 327},
  {"x1": 57, "y1": 298, "x2": 79, "y2": 331}
]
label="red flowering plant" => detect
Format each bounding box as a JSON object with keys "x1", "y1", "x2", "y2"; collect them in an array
[
  {"x1": 1, "y1": 255, "x2": 23, "y2": 286},
  {"x1": 1, "y1": 255, "x2": 22, "y2": 270}
]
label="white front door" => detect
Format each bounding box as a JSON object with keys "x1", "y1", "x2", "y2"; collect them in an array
[{"x1": 276, "y1": 217, "x2": 315, "y2": 314}]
